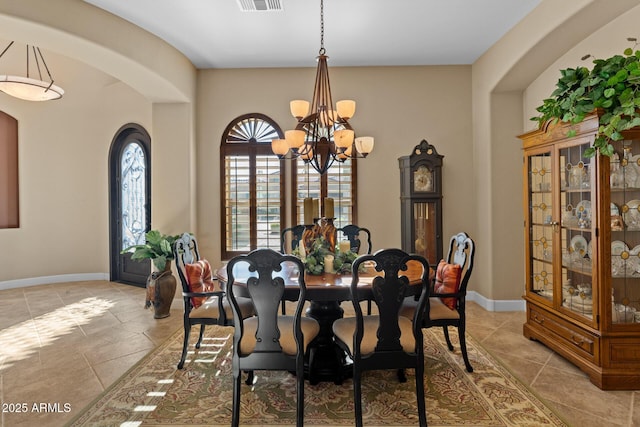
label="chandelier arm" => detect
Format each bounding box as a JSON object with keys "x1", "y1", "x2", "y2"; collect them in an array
[
  {"x1": 36, "y1": 47, "x2": 56, "y2": 83},
  {"x1": 32, "y1": 46, "x2": 44, "y2": 81},
  {"x1": 0, "y1": 41, "x2": 14, "y2": 60}
]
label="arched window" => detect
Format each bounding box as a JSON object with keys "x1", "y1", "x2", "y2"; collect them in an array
[{"x1": 220, "y1": 114, "x2": 284, "y2": 259}]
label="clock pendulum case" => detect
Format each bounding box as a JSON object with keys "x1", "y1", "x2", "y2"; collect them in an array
[{"x1": 399, "y1": 139, "x2": 444, "y2": 266}]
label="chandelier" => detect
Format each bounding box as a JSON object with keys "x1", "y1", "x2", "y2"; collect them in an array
[
  {"x1": 271, "y1": 0, "x2": 374, "y2": 175},
  {"x1": 0, "y1": 41, "x2": 64, "y2": 101}
]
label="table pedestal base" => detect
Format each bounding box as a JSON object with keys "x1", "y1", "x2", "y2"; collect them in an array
[{"x1": 305, "y1": 300, "x2": 352, "y2": 385}]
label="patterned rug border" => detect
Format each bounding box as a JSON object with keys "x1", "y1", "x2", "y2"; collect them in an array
[{"x1": 66, "y1": 324, "x2": 569, "y2": 427}]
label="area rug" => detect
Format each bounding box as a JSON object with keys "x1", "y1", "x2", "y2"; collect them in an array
[{"x1": 68, "y1": 325, "x2": 567, "y2": 427}]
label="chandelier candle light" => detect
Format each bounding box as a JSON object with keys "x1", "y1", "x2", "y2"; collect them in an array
[{"x1": 271, "y1": 0, "x2": 374, "y2": 174}]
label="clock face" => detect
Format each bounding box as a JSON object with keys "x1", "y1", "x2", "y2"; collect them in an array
[{"x1": 413, "y1": 166, "x2": 433, "y2": 192}]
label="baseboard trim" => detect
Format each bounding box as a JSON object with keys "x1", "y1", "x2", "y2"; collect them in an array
[
  {"x1": 467, "y1": 290, "x2": 525, "y2": 312},
  {"x1": 0, "y1": 275, "x2": 526, "y2": 312},
  {"x1": 0, "y1": 273, "x2": 110, "y2": 291}
]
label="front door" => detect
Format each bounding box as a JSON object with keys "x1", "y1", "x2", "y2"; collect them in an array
[{"x1": 109, "y1": 123, "x2": 151, "y2": 287}]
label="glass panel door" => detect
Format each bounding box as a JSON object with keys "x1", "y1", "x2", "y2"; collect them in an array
[
  {"x1": 559, "y1": 141, "x2": 594, "y2": 319},
  {"x1": 610, "y1": 140, "x2": 640, "y2": 325},
  {"x1": 527, "y1": 151, "x2": 554, "y2": 302}
]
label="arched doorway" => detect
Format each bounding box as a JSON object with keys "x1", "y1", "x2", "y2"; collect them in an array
[{"x1": 109, "y1": 123, "x2": 151, "y2": 286}]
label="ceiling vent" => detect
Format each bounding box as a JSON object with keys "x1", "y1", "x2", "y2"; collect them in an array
[{"x1": 237, "y1": 0, "x2": 283, "y2": 12}]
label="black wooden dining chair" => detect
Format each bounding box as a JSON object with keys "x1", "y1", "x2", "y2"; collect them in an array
[
  {"x1": 400, "y1": 231, "x2": 476, "y2": 372},
  {"x1": 332, "y1": 248, "x2": 431, "y2": 427},
  {"x1": 226, "y1": 248, "x2": 320, "y2": 427},
  {"x1": 337, "y1": 224, "x2": 375, "y2": 314},
  {"x1": 337, "y1": 224, "x2": 372, "y2": 255},
  {"x1": 280, "y1": 225, "x2": 306, "y2": 254},
  {"x1": 173, "y1": 233, "x2": 254, "y2": 369}
]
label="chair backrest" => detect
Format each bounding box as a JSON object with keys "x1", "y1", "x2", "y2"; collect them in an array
[
  {"x1": 226, "y1": 248, "x2": 307, "y2": 355},
  {"x1": 281, "y1": 225, "x2": 306, "y2": 254},
  {"x1": 351, "y1": 249, "x2": 430, "y2": 355},
  {"x1": 173, "y1": 232, "x2": 200, "y2": 294},
  {"x1": 337, "y1": 224, "x2": 372, "y2": 254},
  {"x1": 445, "y1": 232, "x2": 475, "y2": 296}
]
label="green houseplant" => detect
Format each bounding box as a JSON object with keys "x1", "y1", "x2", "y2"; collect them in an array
[
  {"x1": 121, "y1": 230, "x2": 180, "y2": 270},
  {"x1": 532, "y1": 39, "x2": 640, "y2": 157},
  {"x1": 121, "y1": 230, "x2": 180, "y2": 319}
]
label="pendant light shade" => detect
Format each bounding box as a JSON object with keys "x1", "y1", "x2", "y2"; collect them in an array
[{"x1": 0, "y1": 42, "x2": 64, "y2": 101}]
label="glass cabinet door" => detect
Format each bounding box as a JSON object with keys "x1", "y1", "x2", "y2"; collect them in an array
[
  {"x1": 527, "y1": 150, "x2": 554, "y2": 302},
  {"x1": 559, "y1": 141, "x2": 594, "y2": 320},
  {"x1": 609, "y1": 140, "x2": 640, "y2": 325}
]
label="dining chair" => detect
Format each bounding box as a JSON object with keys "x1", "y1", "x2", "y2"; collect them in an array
[
  {"x1": 337, "y1": 224, "x2": 372, "y2": 255},
  {"x1": 280, "y1": 225, "x2": 306, "y2": 254},
  {"x1": 400, "y1": 231, "x2": 476, "y2": 373},
  {"x1": 332, "y1": 248, "x2": 431, "y2": 427},
  {"x1": 226, "y1": 248, "x2": 320, "y2": 427},
  {"x1": 172, "y1": 233, "x2": 255, "y2": 369},
  {"x1": 337, "y1": 224, "x2": 375, "y2": 314}
]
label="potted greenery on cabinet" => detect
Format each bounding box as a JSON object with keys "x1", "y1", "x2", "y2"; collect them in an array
[
  {"x1": 122, "y1": 230, "x2": 180, "y2": 318},
  {"x1": 532, "y1": 39, "x2": 640, "y2": 157}
]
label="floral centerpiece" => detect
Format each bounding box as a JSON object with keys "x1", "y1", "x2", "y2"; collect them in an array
[{"x1": 293, "y1": 236, "x2": 359, "y2": 275}]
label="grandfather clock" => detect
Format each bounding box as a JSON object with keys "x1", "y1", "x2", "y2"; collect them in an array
[{"x1": 399, "y1": 139, "x2": 443, "y2": 266}]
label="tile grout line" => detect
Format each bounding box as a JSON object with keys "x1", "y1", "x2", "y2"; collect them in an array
[{"x1": 629, "y1": 391, "x2": 636, "y2": 427}]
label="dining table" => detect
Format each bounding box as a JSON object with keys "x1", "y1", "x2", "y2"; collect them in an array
[{"x1": 216, "y1": 259, "x2": 428, "y2": 385}]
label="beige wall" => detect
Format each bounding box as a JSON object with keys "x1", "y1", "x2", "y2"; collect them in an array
[
  {"x1": 196, "y1": 66, "x2": 473, "y2": 266},
  {"x1": 3, "y1": 0, "x2": 640, "y2": 308},
  {"x1": 0, "y1": 0, "x2": 195, "y2": 286},
  {"x1": 471, "y1": 0, "x2": 640, "y2": 304}
]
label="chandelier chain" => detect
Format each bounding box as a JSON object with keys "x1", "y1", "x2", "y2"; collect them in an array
[{"x1": 319, "y1": 0, "x2": 325, "y2": 55}]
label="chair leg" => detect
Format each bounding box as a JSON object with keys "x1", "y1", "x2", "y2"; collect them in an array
[
  {"x1": 442, "y1": 326, "x2": 454, "y2": 351},
  {"x1": 244, "y1": 370, "x2": 254, "y2": 385},
  {"x1": 354, "y1": 367, "x2": 363, "y2": 427},
  {"x1": 296, "y1": 362, "x2": 304, "y2": 427},
  {"x1": 231, "y1": 371, "x2": 242, "y2": 427},
  {"x1": 458, "y1": 326, "x2": 473, "y2": 373},
  {"x1": 396, "y1": 368, "x2": 407, "y2": 383},
  {"x1": 177, "y1": 324, "x2": 191, "y2": 369},
  {"x1": 415, "y1": 359, "x2": 428, "y2": 427},
  {"x1": 195, "y1": 324, "x2": 206, "y2": 349},
  {"x1": 281, "y1": 298, "x2": 286, "y2": 315},
  {"x1": 367, "y1": 299, "x2": 372, "y2": 315}
]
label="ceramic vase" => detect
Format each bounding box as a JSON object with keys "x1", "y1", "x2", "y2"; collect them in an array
[{"x1": 145, "y1": 261, "x2": 177, "y2": 319}]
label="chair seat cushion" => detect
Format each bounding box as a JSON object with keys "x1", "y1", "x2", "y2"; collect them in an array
[
  {"x1": 239, "y1": 316, "x2": 319, "y2": 356},
  {"x1": 434, "y1": 260, "x2": 462, "y2": 310},
  {"x1": 190, "y1": 295, "x2": 254, "y2": 320},
  {"x1": 399, "y1": 296, "x2": 460, "y2": 321},
  {"x1": 184, "y1": 259, "x2": 218, "y2": 308},
  {"x1": 428, "y1": 297, "x2": 460, "y2": 320},
  {"x1": 332, "y1": 315, "x2": 415, "y2": 356}
]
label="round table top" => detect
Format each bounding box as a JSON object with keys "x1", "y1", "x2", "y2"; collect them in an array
[{"x1": 216, "y1": 259, "x2": 429, "y2": 302}]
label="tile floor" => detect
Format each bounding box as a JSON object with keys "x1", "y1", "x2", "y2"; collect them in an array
[{"x1": 0, "y1": 280, "x2": 638, "y2": 426}]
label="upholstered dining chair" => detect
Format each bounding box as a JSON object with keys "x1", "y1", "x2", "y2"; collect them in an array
[
  {"x1": 226, "y1": 248, "x2": 320, "y2": 427},
  {"x1": 172, "y1": 233, "x2": 254, "y2": 369},
  {"x1": 400, "y1": 231, "x2": 476, "y2": 373},
  {"x1": 332, "y1": 248, "x2": 431, "y2": 427}
]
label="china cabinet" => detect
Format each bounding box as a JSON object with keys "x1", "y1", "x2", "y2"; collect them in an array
[
  {"x1": 399, "y1": 139, "x2": 443, "y2": 266},
  {"x1": 519, "y1": 112, "x2": 640, "y2": 390}
]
